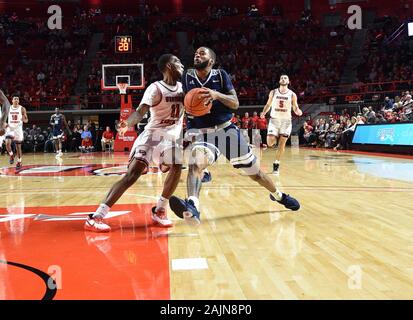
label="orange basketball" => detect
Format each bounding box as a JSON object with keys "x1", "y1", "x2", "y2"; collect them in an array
[{"x1": 184, "y1": 88, "x2": 212, "y2": 117}]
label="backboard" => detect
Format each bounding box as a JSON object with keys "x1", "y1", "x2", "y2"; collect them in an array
[{"x1": 101, "y1": 63, "x2": 144, "y2": 91}]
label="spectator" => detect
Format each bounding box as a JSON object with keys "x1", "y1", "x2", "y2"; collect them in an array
[
  {"x1": 384, "y1": 96, "x2": 393, "y2": 110},
  {"x1": 101, "y1": 126, "x2": 114, "y2": 151},
  {"x1": 69, "y1": 126, "x2": 82, "y2": 152},
  {"x1": 248, "y1": 4, "x2": 259, "y2": 17},
  {"x1": 230, "y1": 113, "x2": 239, "y2": 126},
  {"x1": 335, "y1": 116, "x2": 358, "y2": 150},
  {"x1": 303, "y1": 121, "x2": 314, "y2": 145},
  {"x1": 257, "y1": 112, "x2": 268, "y2": 146},
  {"x1": 81, "y1": 125, "x2": 92, "y2": 140},
  {"x1": 79, "y1": 136, "x2": 95, "y2": 153},
  {"x1": 241, "y1": 112, "x2": 251, "y2": 129},
  {"x1": 29, "y1": 124, "x2": 38, "y2": 137},
  {"x1": 402, "y1": 94, "x2": 413, "y2": 120},
  {"x1": 251, "y1": 111, "x2": 259, "y2": 129},
  {"x1": 393, "y1": 96, "x2": 403, "y2": 110}
]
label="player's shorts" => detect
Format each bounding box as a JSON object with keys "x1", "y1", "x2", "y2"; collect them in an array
[
  {"x1": 129, "y1": 129, "x2": 183, "y2": 173},
  {"x1": 267, "y1": 118, "x2": 292, "y2": 137},
  {"x1": 5, "y1": 126, "x2": 24, "y2": 142},
  {"x1": 52, "y1": 129, "x2": 64, "y2": 140},
  {"x1": 186, "y1": 123, "x2": 256, "y2": 170}
]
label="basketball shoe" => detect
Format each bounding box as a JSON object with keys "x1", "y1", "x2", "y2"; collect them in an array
[
  {"x1": 270, "y1": 193, "x2": 300, "y2": 211},
  {"x1": 169, "y1": 196, "x2": 200, "y2": 226},
  {"x1": 272, "y1": 162, "x2": 280, "y2": 175},
  {"x1": 84, "y1": 215, "x2": 111, "y2": 232},
  {"x1": 9, "y1": 154, "x2": 14, "y2": 164},
  {"x1": 201, "y1": 170, "x2": 212, "y2": 183},
  {"x1": 151, "y1": 207, "x2": 173, "y2": 228}
]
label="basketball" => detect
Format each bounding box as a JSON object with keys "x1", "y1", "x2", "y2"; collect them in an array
[{"x1": 184, "y1": 88, "x2": 212, "y2": 116}]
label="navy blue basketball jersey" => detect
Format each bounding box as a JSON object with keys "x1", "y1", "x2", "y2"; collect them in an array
[
  {"x1": 50, "y1": 114, "x2": 64, "y2": 130},
  {"x1": 182, "y1": 68, "x2": 235, "y2": 129}
]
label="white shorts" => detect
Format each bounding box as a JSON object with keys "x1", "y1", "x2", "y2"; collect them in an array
[
  {"x1": 5, "y1": 126, "x2": 24, "y2": 142},
  {"x1": 267, "y1": 118, "x2": 292, "y2": 137},
  {"x1": 129, "y1": 130, "x2": 182, "y2": 171}
]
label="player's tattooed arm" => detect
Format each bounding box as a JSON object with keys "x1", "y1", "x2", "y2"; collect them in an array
[
  {"x1": 292, "y1": 93, "x2": 303, "y2": 116},
  {"x1": 118, "y1": 104, "x2": 149, "y2": 135},
  {"x1": 262, "y1": 90, "x2": 274, "y2": 116},
  {"x1": 0, "y1": 89, "x2": 10, "y2": 126},
  {"x1": 22, "y1": 107, "x2": 29, "y2": 123},
  {"x1": 200, "y1": 88, "x2": 239, "y2": 110}
]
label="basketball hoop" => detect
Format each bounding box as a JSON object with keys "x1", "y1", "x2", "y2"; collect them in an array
[{"x1": 117, "y1": 83, "x2": 128, "y2": 94}]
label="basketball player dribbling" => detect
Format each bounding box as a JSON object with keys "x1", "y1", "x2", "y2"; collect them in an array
[
  {"x1": 50, "y1": 108, "x2": 71, "y2": 158},
  {"x1": 262, "y1": 75, "x2": 302, "y2": 175},
  {"x1": 1, "y1": 93, "x2": 28, "y2": 169},
  {"x1": 85, "y1": 54, "x2": 185, "y2": 232},
  {"x1": 168, "y1": 47, "x2": 300, "y2": 226}
]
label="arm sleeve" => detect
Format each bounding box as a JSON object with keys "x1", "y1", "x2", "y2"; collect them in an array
[
  {"x1": 219, "y1": 69, "x2": 235, "y2": 93},
  {"x1": 139, "y1": 83, "x2": 161, "y2": 108}
]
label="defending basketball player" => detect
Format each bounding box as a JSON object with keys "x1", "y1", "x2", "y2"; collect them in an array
[
  {"x1": 169, "y1": 47, "x2": 300, "y2": 226},
  {"x1": 262, "y1": 75, "x2": 302, "y2": 175},
  {"x1": 50, "y1": 108, "x2": 71, "y2": 158},
  {"x1": 85, "y1": 54, "x2": 185, "y2": 232},
  {"x1": 2, "y1": 95, "x2": 28, "y2": 169}
]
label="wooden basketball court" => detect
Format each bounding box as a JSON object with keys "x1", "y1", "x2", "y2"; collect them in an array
[{"x1": 0, "y1": 147, "x2": 412, "y2": 299}]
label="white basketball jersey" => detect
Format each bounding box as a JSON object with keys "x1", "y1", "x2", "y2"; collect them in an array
[
  {"x1": 8, "y1": 105, "x2": 23, "y2": 129},
  {"x1": 143, "y1": 81, "x2": 184, "y2": 138},
  {"x1": 270, "y1": 88, "x2": 294, "y2": 120}
]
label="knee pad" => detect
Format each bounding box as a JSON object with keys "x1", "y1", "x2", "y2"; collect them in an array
[{"x1": 189, "y1": 142, "x2": 219, "y2": 170}]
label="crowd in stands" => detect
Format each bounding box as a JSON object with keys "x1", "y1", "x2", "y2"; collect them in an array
[
  {"x1": 84, "y1": 6, "x2": 351, "y2": 106},
  {"x1": 189, "y1": 11, "x2": 349, "y2": 105},
  {"x1": 0, "y1": 12, "x2": 93, "y2": 108},
  {"x1": 359, "y1": 16, "x2": 412, "y2": 84},
  {"x1": 299, "y1": 90, "x2": 413, "y2": 150},
  {"x1": 0, "y1": 4, "x2": 411, "y2": 125}
]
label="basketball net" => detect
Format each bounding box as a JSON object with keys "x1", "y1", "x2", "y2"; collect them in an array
[{"x1": 117, "y1": 83, "x2": 128, "y2": 95}]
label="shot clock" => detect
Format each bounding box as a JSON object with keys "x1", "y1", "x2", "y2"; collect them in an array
[{"x1": 115, "y1": 36, "x2": 132, "y2": 53}]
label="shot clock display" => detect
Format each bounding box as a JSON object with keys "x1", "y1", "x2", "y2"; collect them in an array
[{"x1": 115, "y1": 36, "x2": 132, "y2": 53}]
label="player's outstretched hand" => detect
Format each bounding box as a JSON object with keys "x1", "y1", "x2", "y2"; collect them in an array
[
  {"x1": 117, "y1": 120, "x2": 128, "y2": 136},
  {"x1": 295, "y1": 109, "x2": 303, "y2": 117}
]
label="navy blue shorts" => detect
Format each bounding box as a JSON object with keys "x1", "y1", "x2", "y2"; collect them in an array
[
  {"x1": 188, "y1": 123, "x2": 256, "y2": 169},
  {"x1": 53, "y1": 129, "x2": 64, "y2": 139}
]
